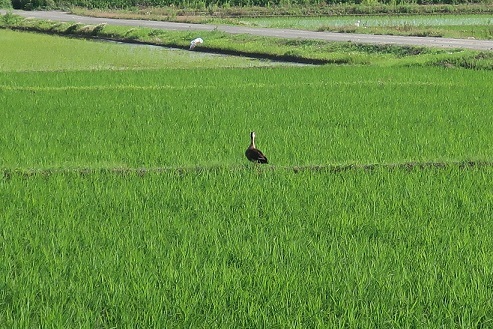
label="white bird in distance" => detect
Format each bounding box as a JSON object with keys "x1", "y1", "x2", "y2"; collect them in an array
[{"x1": 189, "y1": 37, "x2": 203, "y2": 50}]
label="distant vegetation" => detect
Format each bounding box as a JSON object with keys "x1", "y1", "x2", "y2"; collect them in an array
[
  {"x1": 0, "y1": 0, "x2": 11, "y2": 8},
  {"x1": 6, "y1": 0, "x2": 493, "y2": 15}
]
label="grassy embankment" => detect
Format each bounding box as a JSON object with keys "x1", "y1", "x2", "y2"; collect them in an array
[
  {"x1": 72, "y1": 5, "x2": 493, "y2": 40},
  {"x1": 2, "y1": 11, "x2": 493, "y2": 68}
]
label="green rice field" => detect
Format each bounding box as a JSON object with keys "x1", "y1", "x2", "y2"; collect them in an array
[
  {"x1": 237, "y1": 14, "x2": 493, "y2": 29},
  {"x1": 1, "y1": 29, "x2": 493, "y2": 327},
  {"x1": 229, "y1": 14, "x2": 493, "y2": 39},
  {"x1": 0, "y1": 28, "x2": 287, "y2": 71}
]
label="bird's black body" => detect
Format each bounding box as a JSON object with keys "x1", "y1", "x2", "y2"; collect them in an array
[
  {"x1": 245, "y1": 132, "x2": 268, "y2": 164},
  {"x1": 245, "y1": 148, "x2": 268, "y2": 164}
]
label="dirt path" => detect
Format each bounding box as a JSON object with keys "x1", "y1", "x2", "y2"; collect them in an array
[{"x1": 4, "y1": 9, "x2": 493, "y2": 51}]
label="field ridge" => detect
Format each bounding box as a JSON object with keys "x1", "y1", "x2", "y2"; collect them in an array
[
  {"x1": 3, "y1": 160, "x2": 492, "y2": 178},
  {"x1": 0, "y1": 80, "x2": 468, "y2": 91}
]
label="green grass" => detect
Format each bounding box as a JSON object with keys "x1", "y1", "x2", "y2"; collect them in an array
[
  {"x1": 234, "y1": 14, "x2": 493, "y2": 28},
  {"x1": 1, "y1": 65, "x2": 493, "y2": 168},
  {"x1": 71, "y1": 7, "x2": 493, "y2": 40},
  {"x1": 0, "y1": 29, "x2": 289, "y2": 71},
  {"x1": 2, "y1": 168, "x2": 493, "y2": 327},
  {"x1": 71, "y1": 3, "x2": 493, "y2": 19},
  {"x1": 7, "y1": 15, "x2": 493, "y2": 69},
  {"x1": 233, "y1": 14, "x2": 493, "y2": 39},
  {"x1": 2, "y1": 24, "x2": 493, "y2": 328}
]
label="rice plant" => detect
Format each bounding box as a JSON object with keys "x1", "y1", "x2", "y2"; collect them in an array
[
  {"x1": 2, "y1": 168, "x2": 493, "y2": 327},
  {"x1": 1, "y1": 28, "x2": 493, "y2": 328},
  {"x1": 1, "y1": 65, "x2": 493, "y2": 168}
]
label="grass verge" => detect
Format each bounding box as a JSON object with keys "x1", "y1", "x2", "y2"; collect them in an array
[
  {"x1": 2, "y1": 13, "x2": 493, "y2": 68},
  {"x1": 71, "y1": 4, "x2": 493, "y2": 20},
  {"x1": 72, "y1": 6, "x2": 493, "y2": 40}
]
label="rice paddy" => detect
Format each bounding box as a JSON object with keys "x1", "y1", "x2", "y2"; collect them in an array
[
  {"x1": 237, "y1": 14, "x2": 493, "y2": 29},
  {"x1": 0, "y1": 29, "x2": 288, "y2": 72},
  {"x1": 228, "y1": 14, "x2": 493, "y2": 39},
  {"x1": 1, "y1": 28, "x2": 493, "y2": 327}
]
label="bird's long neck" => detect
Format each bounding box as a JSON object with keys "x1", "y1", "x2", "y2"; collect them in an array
[{"x1": 249, "y1": 135, "x2": 256, "y2": 149}]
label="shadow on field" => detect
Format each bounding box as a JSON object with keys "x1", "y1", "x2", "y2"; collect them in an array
[{"x1": 97, "y1": 36, "x2": 342, "y2": 65}]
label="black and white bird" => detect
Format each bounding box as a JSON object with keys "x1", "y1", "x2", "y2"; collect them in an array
[{"x1": 245, "y1": 131, "x2": 268, "y2": 164}]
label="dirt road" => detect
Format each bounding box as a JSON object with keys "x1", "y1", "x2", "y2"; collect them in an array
[{"x1": 3, "y1": 9, "x2": 493, "y2": 51}]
